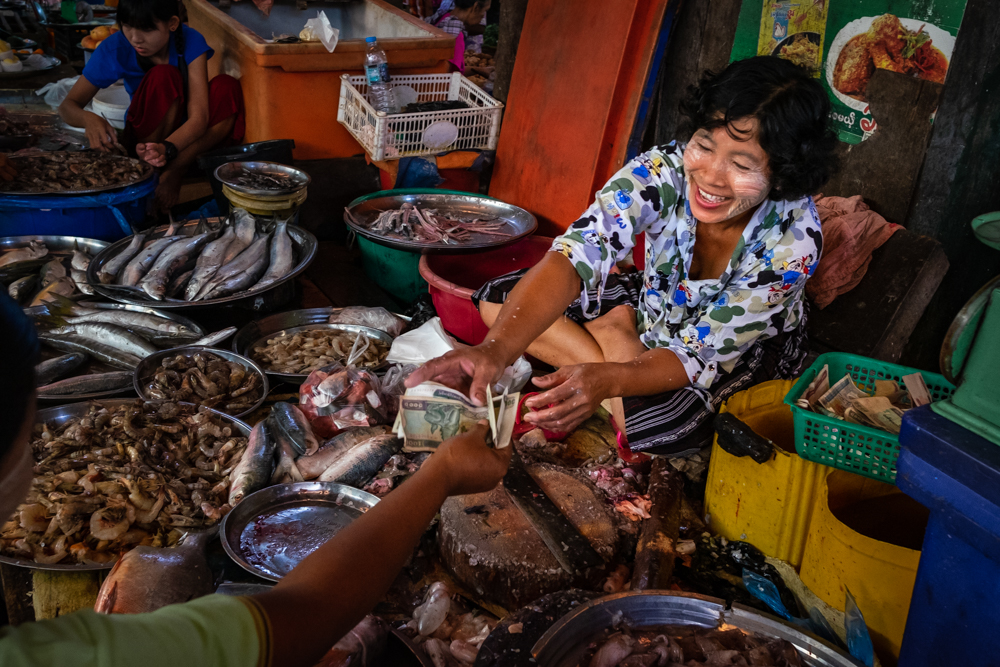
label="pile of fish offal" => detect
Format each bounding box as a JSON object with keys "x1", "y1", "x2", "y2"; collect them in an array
[
  {"x1": 0, "y1": 401, "x2": 249, "y2": 566},
  {"x1": 585, "y1": 626, "x2": 803, "y2": 667},
  {"x1": 96, "y1": 209, "x2": 299, "y2": 302},
  {"x1": 2, "y1": 241, "x2": 96, "y2": 306}
]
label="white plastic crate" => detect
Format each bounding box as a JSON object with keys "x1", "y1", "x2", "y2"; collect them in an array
[{"x1": 337, "y1": 72, "x2": 503, "y2": 161}]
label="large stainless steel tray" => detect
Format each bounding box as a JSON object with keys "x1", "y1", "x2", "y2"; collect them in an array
[
  {"x1": 0, "y1": 234, "x2": 109, "y2": 259},
  {"x1": 239, "y1": 320, "x2": 394, "y2": 383},
  {"x1": 0, "y1": 154, "x2": 154, "y2": 195},
  {"x1": 28, "y1": 301, "x2": 207, "y2": 404},
  {"x1": 221, "y1": 482, "x2": 379, "y2": 581},
  {"x1": 345, "y1": 192, "x2": 537, "y2": 253},
  {"x1": 532, "y1": 591, "x2": 862, "y2": 667},
  {"x1": 0, "y1": 55, "x2": 60, "y2": 80},
  {"x1": 0, "y1": 399, "x2": 251, "y2": 572},
  {"x1": 133, "y1": 345, "x2": 270, "y2": 419},
  {"x1": 86, "y1": 218, "x2": 317, "y2": 309},
  {"x1": 215, "y1": 161, "x2": 311, "y2": 197}
]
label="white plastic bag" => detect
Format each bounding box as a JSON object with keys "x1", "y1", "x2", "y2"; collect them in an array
[
  {"x1": 328, "y1": 306, "x2": 407, "y2": 337},
  {"x1": 299, "y1": 11, "x2": 339, "y2": 53},
  {"x1": 386, "y1": 317, "x2": 465, "y2": 365},
  {"x1": 36, "y1": 77, "x2": 79, "y2": 108}
]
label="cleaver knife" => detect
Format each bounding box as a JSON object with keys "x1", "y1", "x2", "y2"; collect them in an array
[{"x1": 503, "y1": 453, "x2": 605, "y2": 575}]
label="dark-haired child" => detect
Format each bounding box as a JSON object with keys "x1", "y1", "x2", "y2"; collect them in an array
[
  {"x1": 407, "y1": 56, "x2": 840, "y2": 457},
  {"x1": 59, "y1": 0, "x2": 245, "y2": 212}
]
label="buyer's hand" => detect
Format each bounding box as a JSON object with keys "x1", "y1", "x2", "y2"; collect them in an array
[
  {"x1": 523, "y1": 363, "x2": 612, "y2": 433},
  {"x1": 136, "y1": 142, "x2": 168, "y2": 168},
  {"x1": 425, "y1": 422, "x2": 512, "y2": 496},
  {"x1": 0, "y1": 154, "x2": 16, "y2": 181},
  {"x1": 405, "y1": 344, "x2": 508, "y2": 406},
  {"x1": 83, "y1": 114, "x2": 117, "y2": 152}
]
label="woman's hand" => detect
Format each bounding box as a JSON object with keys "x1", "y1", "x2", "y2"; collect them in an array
[
  {"x1": 405, "y1": 343, "x2": 510, "y2": 406},
  {"x1": 426, "y1": 422, "x2": 512, "y2": 496},
  {"x1": 136, "y1": 142, "x2": 168, "y2": 168},
  {"x1": 523, "y1": 363, "x2": 615, "y2": 433},
  {"x1": 83, "y1": 114, "x2": 117, "y2": 151}
]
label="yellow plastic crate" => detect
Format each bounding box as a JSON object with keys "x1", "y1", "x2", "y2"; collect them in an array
[{"x1": 705, "y1": 379, "x2": 831, "y2": 568}]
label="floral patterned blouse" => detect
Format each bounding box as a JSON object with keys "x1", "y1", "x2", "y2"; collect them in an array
[{"x1": 551, "y1": 142, "x2": 823, "y2": 390}]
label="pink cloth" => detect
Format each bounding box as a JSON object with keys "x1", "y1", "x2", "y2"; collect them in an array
[{"x1": 808, "y1": 194, "x2": 902, "y2": 309}]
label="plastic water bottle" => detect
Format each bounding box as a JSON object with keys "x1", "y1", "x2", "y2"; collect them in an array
[{"x1": 364, "y1": 36, "x2": 395, "y2": 114}]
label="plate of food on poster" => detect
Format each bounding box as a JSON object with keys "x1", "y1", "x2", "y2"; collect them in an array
[
  {"x1": 771, "y1": 31, "x2": 822, "y2": 72},
  {"x1": 826, "y1": 13, "x2": 955, "y2": 111}
]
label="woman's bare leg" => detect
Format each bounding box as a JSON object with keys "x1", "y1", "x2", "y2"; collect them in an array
[
  {"x1": 583, "y1": 305, "x2": 647, "y2": 436},
  {"x1": 479, "y1": 300, "x2": 605, "y2": 367}
]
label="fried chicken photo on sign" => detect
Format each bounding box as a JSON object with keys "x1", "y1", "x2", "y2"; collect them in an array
[
  {"x1": 833, "y1": 35, "x2": 873, "y2": 97},
  {"x1": 868, "y1": 14, "x2": 906, "y2": 61}
]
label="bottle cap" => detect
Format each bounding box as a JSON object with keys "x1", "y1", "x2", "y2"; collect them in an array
[{"x1": 366, "y1": 36, "x2": 377, "y2": 43}]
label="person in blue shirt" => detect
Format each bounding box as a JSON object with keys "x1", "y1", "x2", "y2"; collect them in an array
[{"x1": 59, "y1": 0, "x2": 245, "y2": 212}]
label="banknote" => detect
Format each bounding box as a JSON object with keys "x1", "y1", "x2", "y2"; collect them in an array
[
  {"x1": 851, "y1": 396, "x2": 904, "y2": 434},
  {"x1": 399, "y1": 381, "x2": 519, "y2": 452},
  {"x1": 818, "y1": 375, "x2": 869, "y2": 417},
  {"x1": 902, "y1": 373, "x2": 932, "y2": 407},
  {"x1": 801, "y1": 364, "x2": 830, "y2": 408}
]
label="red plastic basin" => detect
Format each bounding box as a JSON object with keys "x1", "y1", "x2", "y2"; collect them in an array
[{"x1": 418, "y1": 235, "x2": 553, "y2": 344}]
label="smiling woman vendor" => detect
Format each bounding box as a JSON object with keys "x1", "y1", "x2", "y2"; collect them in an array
[
  {"x1": 59, "y1": 0, "x2": 245, "y2": 212},
  {"x1": 408, "y1": 57, "x2": 839, "y2": 457}
]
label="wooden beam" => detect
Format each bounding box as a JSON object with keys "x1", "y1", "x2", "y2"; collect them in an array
[{"x1": 631, "y1": 458, "x2": 685, "y2": 591}]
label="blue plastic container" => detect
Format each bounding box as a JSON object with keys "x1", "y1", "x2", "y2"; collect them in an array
[
  {"x1": 896, "y1": 406, "x2": 1000, "y2": 666},
  {"x1": 0, "y1": 177, "x2": 157, "y2": 242}
]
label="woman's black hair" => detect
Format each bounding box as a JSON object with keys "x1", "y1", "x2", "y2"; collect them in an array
[
  {"x1": 117, "y1": 0, "x2": 188, "y2": 90},
  {"x1": 678, "y1": 56, "x2": 839, "y2": 201},
  {"x1": 0, "y1": 291, "x2": 39, "y2": 462}
]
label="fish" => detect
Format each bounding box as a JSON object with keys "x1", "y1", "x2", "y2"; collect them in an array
[
  {"x1": 39, "y1": 258, "x2": 67, "y2": 287},
  {"x1": 139, "y1": 232, "x2": 215, "y2": 300},
  {"x1": 44, "y1": 295, "x2": 195, "y2": 338},
  {"x1": 199, "y1": 233, "x2": 272, "y2": 300},
  {"x1": 35, "y1": 352, "x2": 88, "y2": 386},
  {"x1": 316, "y1": 434, "x2": 402, "y2": 487},
  {"x1": 269, "y1": 402, "x2": 319, "y2": 457},
  {"x1": 71, "y1": 250, "x2": 91, "y2": 272},
  {"x1": 250, "y1": 219, "x2": 294, "y2": 292},
  {"x1": 314, "y1": 615, "x2": 390, "y2": 667},
  {"x1": 167, "y1": 269, "x2": 194, "y2": 299},
  {"x1": 94, "y1": 529, "x2": 216, "y2": 614},
  {"x1": 187, "y1": 327, "x2": 237, "y2": 348},
  {"x1": 38, "y1": 371, "x2": 134, "y2": 396},
  {"x1": 0, "y1": 258, "x2": 49, "y2": 285},
  {"x1": 119, "y1": 235, "x2": 183, "y2": 287},
  {"x1": 8, "y1": 274, "x2": 38, "y2": 304},
  {"x1": 270, "y1": 435, "x2": 305, "y2": 485},
  {"x1": 0, "y1": 240, "x2": 47, "y2": 267},
  {"x1": 184, "y1": 226, "x2": 236, "y2": 301},
  {"x1": 220, "y1": 209, "x2": 256, "y2": 265},
  {"x1": 38, "y1": 332, "x2": 141, "y2": 370},
  {"x1": 99, "y1": 233, "x2": 145, "y2": 284},
  {"x1": 46, "y1": 322, "x2": 158, "y2": 359},
  {"x1": 297, "y1": 426, "x2": 392, "y2": 480},
  {"x1": 30, "y1": 277, "x2": 75, "y2": 307},
  {"x1": 228, "y1": 420, "x2": 277, "y2": 506}
]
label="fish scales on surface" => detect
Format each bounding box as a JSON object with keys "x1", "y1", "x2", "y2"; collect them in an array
[{"x1": 0, "y1": 400, "x2": 250, "y2": 566}]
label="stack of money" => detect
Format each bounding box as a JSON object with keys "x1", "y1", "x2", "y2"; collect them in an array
[
  {"x1": 395, "y1": 381, "x2": 519, "y2": 452},
  {"x1": 794, "y1": 365, "x2": 933, "y2": 435}
]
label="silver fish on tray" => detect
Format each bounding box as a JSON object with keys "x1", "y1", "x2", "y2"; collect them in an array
[
  {"x1": 271, "y1": 436, "x2": 305, "y2": 485},
  {"x1": 43, "y1": 295, "x2": 199, "y2": 340},
  {"x1": 316, "y1": 434, "x2": 402, "y2": 488},
  {"x1": 221, "y1": 209, "x2": 255, "y2": 265},
  {"x1": 46, "y1": 322, "x2": 158, "y2": 359},
  {"x1": 39, "y1": 258, "x2": 66, "y2": 287},
  {"x1": 188, "y1": 327, "x2": 238, "y2": 348},
  {"x1": 199, "y1": 233, "x2": 272, "y2": 301},
  {"x1": 38, "y1": 332, "x2": 141, "y2": 370},
  {"x1": 228, "y1": 421, "x2": 277, "y2": 506},
  {"x1": 139, "y1": 232, "x2": 216, "y2": 301},
  {"x1": 98, "y1": 233, "x2": 145, "y2": 284},
  {"x1": 250, "y1": 219, "x2": 294, "y2": 293},
  {"x1": 8, "y1": 274, "x2": 38, "y2": 304},
  {"x1": 37, "y1": 371, "x2": 134, "y2": 396},
  {"x1": 34, "y1": 352, "x2": 88, "y2": 386},
  {"x1": 297, "y1": 426, "x2": 392, "y2": 480},
  {"x1": 120, "y1": 236, "x2": 183, "y2": 287},
  {"x1": 184, "y1": 226, "x2": 236, "y2": 301},
  {"x1": 0, "y1": 240, "x2": 47, "y2": 267}
]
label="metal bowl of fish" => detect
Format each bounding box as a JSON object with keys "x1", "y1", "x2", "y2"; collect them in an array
[
  {"x1": 1, "y1": 235, "x2": 109, "y2": 306},
  {"x1": 345, "y1": 191, "x2": 538, "y2": 253},
  {"x1": 0, "y1": 150, "x2": 154, "y2": 195},
  {"x1": 220, "y1": 481, "x2": 379, "y2": 581},
  {"x1": 85, "y1": 213, "x2": 317, "y2": 309},
  {"x1": 28, "y1": 301, "x2": 208, "y2": 404},
  {"x1": 133, "y1": 346, "x2": 269, "y2": 419},
  {"x1": 0, "y1": 399, "x2": 252, "y2": 571},
  {"x1": 214, "y1": 161, "x2": 311, "y2": 198},
  {"x1": 532, "y1": 591, "x2": 863, "y2": 667},
  {"x1": 245, "y1": 323, "x2": 393, "y2": 383}
]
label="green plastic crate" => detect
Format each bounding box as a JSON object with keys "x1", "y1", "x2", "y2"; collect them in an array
[{"x1": 784, "y1": 352, "x2": 955, "y2": 484}]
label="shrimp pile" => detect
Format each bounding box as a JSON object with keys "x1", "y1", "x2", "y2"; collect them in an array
[{"x1": 0, "y1": 401, "x2": 248, "y2": 566}]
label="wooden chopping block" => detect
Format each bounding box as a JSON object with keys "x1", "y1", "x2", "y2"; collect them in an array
[
  {"x1": 631, "y1": 457, "x2": 685, "y2": 591},
  {"x1": 438, "y1": 463, "x2": 619, "y2": 610}
]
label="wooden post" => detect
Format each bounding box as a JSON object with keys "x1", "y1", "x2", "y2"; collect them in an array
[
  {"x1": 631, "y1": 457, "x2": 685, "y2": 591},
  {"x1": 1, "y1": 563, "x2": 35, "y2": 626},
  {"x1": 492, "y1": 0, "x2": 529, "y2": 105}
]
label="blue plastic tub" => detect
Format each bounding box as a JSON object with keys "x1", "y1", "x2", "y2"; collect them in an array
[
  {"x1": 0, "y1": 176, "x2": 157, "y2": 242},
  {"x1": 896, "y1": 406, "x2": 1000, "y2": 665}
]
